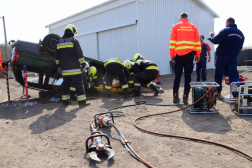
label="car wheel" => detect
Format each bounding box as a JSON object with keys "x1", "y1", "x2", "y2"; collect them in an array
[{"x1": 42, "y1": 34, "x2": 61, "y2": 55}]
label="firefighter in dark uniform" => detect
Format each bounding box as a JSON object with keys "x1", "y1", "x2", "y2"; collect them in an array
[
  {"x1": 86, "y1": 66, "x2": 104, "y2": 86},
  {"x1": 70, "y1": 66, "x2": 103, "y2": 97},
  {"x1": 70, "y1": 62, "x2": 89, "y2": 93},
  {"x1": 125, "y1": 54, "x2": 163, "y2": 96},
  {"x1": 104, "y1": 58, "x2": 130, "y2": 99},
  {"x1": 55, "y1": 24, "x2": 90, "y2": 107}
]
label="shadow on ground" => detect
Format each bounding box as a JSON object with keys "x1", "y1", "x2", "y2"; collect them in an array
[
  {"x1": 181, "y1": 110, "x2": 232, "y2": 134},
  {"x1": 28, "y1": 106, "x2": 81, "y2": 134}
]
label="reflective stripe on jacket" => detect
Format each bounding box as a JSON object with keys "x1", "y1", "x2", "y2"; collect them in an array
[
  {"x1": 132, "y1": 59, "x2": 159, "y2": 73},
  {"x1": 55, "y1": 36, "x2": 86, "y2": 76},
  {"x1": 104, "y1": 58, "x2": 124, "y2": 67},
  {"x1": 170, "y1": 19, "x2": 201, "y2": 57}
]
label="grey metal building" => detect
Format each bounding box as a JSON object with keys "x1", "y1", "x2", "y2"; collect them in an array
[{"x1": 46, "y1": 0, "x2": 219, "y2": 75}]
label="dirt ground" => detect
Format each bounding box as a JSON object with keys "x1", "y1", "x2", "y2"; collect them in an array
[{"x1": 0, "y1": 67, "x2": 252, "y2": 168}]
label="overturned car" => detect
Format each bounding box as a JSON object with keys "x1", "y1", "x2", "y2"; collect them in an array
[{"x1": 10, "y1": 34, "x2": 107, "y2": 92}]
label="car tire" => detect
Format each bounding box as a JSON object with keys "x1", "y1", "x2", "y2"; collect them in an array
[{"x1": 42, "y1": 34, "x2": 61, "y2": 55}]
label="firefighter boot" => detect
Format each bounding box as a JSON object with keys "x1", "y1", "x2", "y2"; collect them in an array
[
  {"x1": 156, "y1": 85, "x2": 164, "y2": 93},
  {"x1": 79, "y1": 100, "x2": 91, "y2": 108},
  {"x1": 183, "y1": 91, "x2": 189, "y2": 105},
  {"x1": 133, "y1": 86, "x2": 141, "y2": 96},
  {"x1": 173, "y1": 91, "x2": 180, "y2": 104},
  {"x1": 124, "y1": 93, "x2": 130, "y2": 99},
  {"x1": 63, "y1": 101, "x2": 72, "y2": 107},
  {"x1": 149, "y1": 84, "x2": 160, "y2": 96}
]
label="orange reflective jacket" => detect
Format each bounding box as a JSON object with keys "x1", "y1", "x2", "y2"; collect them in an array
[{"x1": 170, "y1": 19, "x2": 201, "y2": 57}]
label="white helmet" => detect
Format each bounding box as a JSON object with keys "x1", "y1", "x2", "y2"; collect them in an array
[{"x1": 124, "y1": 60, "x2": 134, "y2": 69}]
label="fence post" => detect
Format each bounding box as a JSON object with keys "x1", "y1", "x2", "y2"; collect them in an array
[
  {"x1": 24, "y1": 65, "x2": 29, "y2": 103},
  {"x1": 3, "y1": 61, "x2": 10, "y2": 101}
]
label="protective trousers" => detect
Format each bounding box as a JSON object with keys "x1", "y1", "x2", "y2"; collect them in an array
[
  {"x1": 134, "y1": 69, "x2": 159, "y2": 95},
  {"x1": 173, "y1": 53, "x2": 194, "y2": 92},
  {"x1": 196, "y1": 56, "x2": 207, "y2": 82},
  {"x1": 105, "y1": 63, "x2": 129, "y2": 95},
  {"x1": 215, "y1": 56, "x2": 239, "y2": 97},
  {"x1": 70, "y1": 72, "x2": 89, "y2": 91},
  {"x1": 61, "y1": 74, "x2": 86, "y2": 105}
]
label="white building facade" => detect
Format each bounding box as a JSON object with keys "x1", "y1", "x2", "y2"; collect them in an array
[{"x1": 46, "y1": 0, "x2": 219, "y2": 75}]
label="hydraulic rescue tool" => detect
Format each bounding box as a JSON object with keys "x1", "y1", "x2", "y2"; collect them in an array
[
  {"x1": 190, "y1": 81, "x2": 252, "y2": 115},
  {"x1": 86, "y1": 112, "x2": 154, "y2": 168},
  {"x1": 227, "y1": 81, "x2": 252, "y2": 115},
  {"x1": 189, "y1": 82, "x2": 220, "y2": 113},
  {"x1": 94, "y1": 112, "x2": 114, "y2": 128},
  {"x1": 86, "y1": 122, "x2": 115, "y2": 162}
]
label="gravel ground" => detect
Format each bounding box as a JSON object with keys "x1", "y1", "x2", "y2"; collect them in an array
[{"x1": 0, "y1": 67, "x2": 252, "y2": 168}]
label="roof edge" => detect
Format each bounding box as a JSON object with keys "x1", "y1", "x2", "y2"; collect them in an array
[
  {"x1": 45, "y1": 0, "x2": 117, "y2": 28},
  {"x1": 193, "y1": 0, "x2": 219, "y2": 18}
]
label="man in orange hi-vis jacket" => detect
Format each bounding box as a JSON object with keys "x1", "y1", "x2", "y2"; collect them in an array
[{"x1": 170, "y1": 12, "x2": 201, "y2": 104}]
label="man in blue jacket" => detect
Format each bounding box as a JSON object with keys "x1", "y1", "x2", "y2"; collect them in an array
[{"x1": 208, "y1": 17, "x2": 244, "y2": 97}]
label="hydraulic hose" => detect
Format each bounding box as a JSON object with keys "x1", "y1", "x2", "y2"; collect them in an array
[
  {"x1": 134, "y1": 88, "x2": 252, "y2": 163},
  {"x1": 108, "y1": 121, "x2": 154, "y2": 168},
  {"x1": 97, "y1": 87, "x2": 252, "y2": 167}
]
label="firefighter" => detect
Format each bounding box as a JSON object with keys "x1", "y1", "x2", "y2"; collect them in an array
[
  {"x1": 104, "y1": 58, "x2": 130, "y2": 99},
  {"x1": 87, "y1": 66, "x2": 104, "y2": 86},
  {"x1": 169, "y1": 12, "x2": 201, "y2": 104},
  {"x1": 70, "y1": 66, "x2": 104, "y2": 97},
  {"x1": 124, "y1": 54, "x2": 163, "y2": 96},
  {"x1": 55, "y1": 24, "x2": 90, "y2": 107},
  {"x1": 69, "y1": 63, "x2": 91, "y2": 97}
]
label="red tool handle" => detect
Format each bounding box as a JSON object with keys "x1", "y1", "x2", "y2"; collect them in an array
[{"x1": 91, "y1": 132, "x2": 101, "y2": 141}]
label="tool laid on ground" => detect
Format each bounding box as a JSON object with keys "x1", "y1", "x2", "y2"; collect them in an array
[
  {"x1": 94, "y1": 112, "x2": 115, "y2": 128},
  {"x1": 86, "y1": 112, "x2": 154, "y2": 167},
  {"x1": 189, "y1": 82, "x2": 219, "y2": 114},
  {"x1": 106, "y1": 99, "x2": 252, "y2": 166},
  {"x1": 85, "y1": 82, "x2": 252, "y2": 167},
  {"x1": 86, "y1": 121, "x2": 115, "y2": 162}
]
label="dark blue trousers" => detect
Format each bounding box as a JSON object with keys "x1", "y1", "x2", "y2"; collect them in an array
[
  {"x1": 215, "y1": 56, "x2": 239, "y2": 96},
  {"x1": 173, "y1": 53, "x2": 194, "y2": 92},
  {"x1": 105, "y1": 63, "x2": 129, "y2": 94},
  {"x1": 196, "y1": 57, "x2": 207, "y2": 82},
  {"x1": 62, "y1": 74, "x2": 86, "y2": 105}
]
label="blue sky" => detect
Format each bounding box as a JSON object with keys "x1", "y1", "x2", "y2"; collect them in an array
[{"x1": 0, "y1": 0, "x2": 250, "y2": 47}]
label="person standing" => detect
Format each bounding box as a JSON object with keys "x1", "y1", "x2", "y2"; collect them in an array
[
  {"x1": 208, "y1": 17, "x2": 244, "y2": 97},
  {"x1": 196, "y1": 35, "x2": 211, "y2": 82},
  {"x1": 55, "y1": 24, "x2": 90, "y2": 107},
  {"x1": 170, "y1": 12, "x2": 201, "y2": 104}
]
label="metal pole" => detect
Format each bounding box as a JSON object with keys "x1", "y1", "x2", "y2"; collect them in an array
[{"x1": 2, "y1": 16, "x2": 8, "y2": 59}]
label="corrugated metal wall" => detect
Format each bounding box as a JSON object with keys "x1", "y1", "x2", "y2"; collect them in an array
[
  {"x1": 138, "y1": 0, "x2": 215, "y2": 75},
  {"x1": 78, "y1": 33, "x2": 98, "y2": 58},
  {"x1": 73, "y1": 2, "x2": 136, "y2": 34},
  {"x1": 48, "y1": 0, "x2": 216, "y2": 74},
  {"x1": 49, "y1": 1, "x2": 137, "y2": 59},
  {"x1": 98, "y1": 24, "x2": 137, "y2": 61}
]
